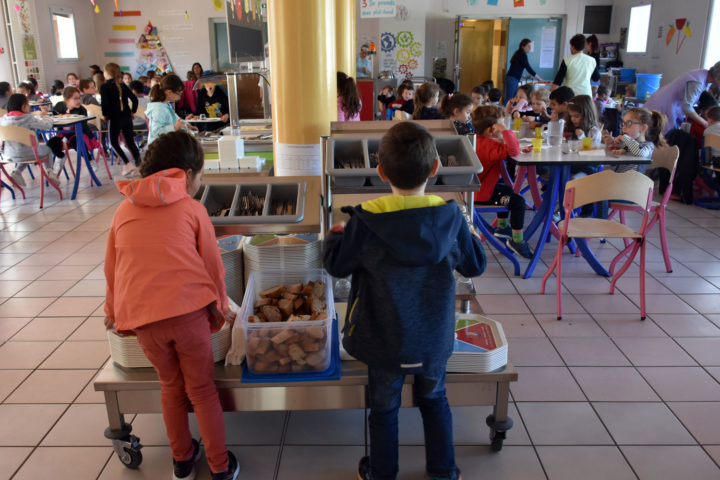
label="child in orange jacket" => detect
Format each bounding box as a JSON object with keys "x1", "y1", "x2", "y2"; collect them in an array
[
  {"x1": 104, "y1": 131, "x2": 239, "y2": 480},
  {"x1": 472, "y1": 105, "x2": 533, "y2": 259}
]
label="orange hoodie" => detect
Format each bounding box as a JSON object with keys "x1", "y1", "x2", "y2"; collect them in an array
[{"x1": 104, "y1": 168, "x2": 228, "y2": 332}]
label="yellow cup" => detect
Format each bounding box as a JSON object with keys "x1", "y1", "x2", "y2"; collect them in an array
[
  {"x1": 513, "y1": 117, "x2": 522, "y2": 131},
  {"x1": 532, "y1": 138, "x2": 543, "y2": 153},
  {"x1": 535, "y1": 126, "x2": 543, "y2": 139},
  {"x1": 581, "y1": 137, "x2": 593, "y2": 151}
]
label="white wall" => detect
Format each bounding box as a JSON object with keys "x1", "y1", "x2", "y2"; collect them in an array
[
  {"x1": 0, "y1": 3, "x2": 15, "y2": 86},
  {"x1": 610, "y1": 0, "x2": 713, "y2": 86}
]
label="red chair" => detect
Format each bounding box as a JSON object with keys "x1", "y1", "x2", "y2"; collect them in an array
[
  {"x1": 608, "y1": 145, "x2": 679, "y2": 273},
  {"x1": 542, "y1": 170, "x2": 654, "y2": 320}
]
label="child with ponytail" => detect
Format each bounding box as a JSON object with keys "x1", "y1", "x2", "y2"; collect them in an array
[
  {"x1": 146, "y1": 74, "x2": 196, "y2": 145},
  {"x1": 337, "y1": 71, "x2": 362, "y2": 121},
  {"x1": 602, "y1": 107, "x2": 667, "y2": 173},
  {"x1": 100, "y1": 62, "x2": 140, "y2": 176},
  {"x1": 440, "y1": 93, "x2": 475, "y2": 135},
  {"x1": 412, "y1": 82, "x2": 444, "y2": 120}
]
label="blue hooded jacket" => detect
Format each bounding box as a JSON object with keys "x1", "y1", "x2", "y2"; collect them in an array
[{"x1": 323, "y1": 197, "x2": 486, "y2": 375}]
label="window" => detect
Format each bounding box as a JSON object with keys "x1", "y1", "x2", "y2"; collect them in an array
[
  {"x1": 626, "y1": 4, "x2": 652, "y2": 53},
  {"x1": 704, "y1": 0, "x2": 720, "y2": 68},
  {"x1": 50, "y1": 7, "x2": 78, "y2": 60}
]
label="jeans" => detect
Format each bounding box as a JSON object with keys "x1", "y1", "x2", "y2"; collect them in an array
[
  {"x1": 504, "y1": 76, "x2": 520, "y2": 105},
  {"x1": 367, "y1": 368, "x2": 456, "y2": 480}
]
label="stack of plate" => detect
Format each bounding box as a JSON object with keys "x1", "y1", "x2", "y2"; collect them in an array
[
  {"x1": 446, "y1": 314, "x2": 509, "y2": 373},
  {"x1": 107, "y1": 323, "x2": 232, "y2": 368},
  {"x1": 242, "y1": 234, "x2": 322, "y2": 284}
]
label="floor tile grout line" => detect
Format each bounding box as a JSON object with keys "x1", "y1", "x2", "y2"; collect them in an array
[{"x1": 273, "y1": 411, "x2": 291, "y2": 480}]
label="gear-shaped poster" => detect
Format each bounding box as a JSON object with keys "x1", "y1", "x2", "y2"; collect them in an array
[{"x1": 379, "y1": 30, "x2": 424, "y2": 79}]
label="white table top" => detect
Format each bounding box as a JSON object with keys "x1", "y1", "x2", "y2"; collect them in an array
[
  {"x1": 514, "y1": 145, "x2": 652, "y2": 166},
  {"x1": 187, "y1": 117, "x2": 223, "y2": 123},
  {"x1": 50, "y1": 114, "x2": 95, "y2": 126}
]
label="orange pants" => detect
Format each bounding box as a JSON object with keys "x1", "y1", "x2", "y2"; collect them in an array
[{"x1": 135, "y1": 307, "x2": 228, "y2": 473}]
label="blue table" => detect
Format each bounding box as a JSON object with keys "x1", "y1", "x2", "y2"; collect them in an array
[
  {"x1": 47, "y1": 115, "x2": 102, "y2": 199},
  {"x1": 513, "y1": 147, "x2": 651, "y2": 278}
]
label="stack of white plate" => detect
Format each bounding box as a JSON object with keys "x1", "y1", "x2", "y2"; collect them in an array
[
  {"x1": 107, "y1": 323, "x2": 232, "y2": 369},
  {"x1": 242, "y1": 234, "x2": 322, "y2": 284},
  {"x1": 446, "y1": 314, "x2": 509, "y2": 373}
]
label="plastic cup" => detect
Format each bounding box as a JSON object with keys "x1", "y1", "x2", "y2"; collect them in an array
[
  {"x1": 513, "y1": 117, "x2": 522, "y2": 131},
  {"x1": 581, "y1": 137, "x2": 593, "y2": 151},
  {"x1": 535, "y1": 127, "x2": 543, "y2": 139},
  {"x1": 568, "y1": 139, "x2": 580, "y2": 153},
  {"x1": 532, "y1": 138, "x2": 543, "y2": 153}
]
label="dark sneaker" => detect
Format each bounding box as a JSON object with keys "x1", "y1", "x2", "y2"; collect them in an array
[
  {"x1": 493, "y1": 226, "x2": 513, "y2": 239},
  {"x1": 173, "y1": 439, "x2": 201, "y2": 480},
  {"x1": 211, "y1": 451, "x2": 239, "y2": 480},
  {"x1": 427, "y1": 467, "x2": 462, "y2": 480},
  {"x1": 357, "y1": 456, "x2": 371, "y2": 480},
  {"x1": 506, "y1": 238, "x2": 534, "y2": 259}
]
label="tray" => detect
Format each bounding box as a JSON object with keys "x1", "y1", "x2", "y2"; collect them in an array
[{"x1": 200, "y1": 181, "x2": 306, "y2": 225}]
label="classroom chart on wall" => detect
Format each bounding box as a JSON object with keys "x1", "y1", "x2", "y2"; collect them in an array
[
  {"x1": 539, "y1": 26, "x2": 556, "y2": 69},
  {"x1": 506, "y1": 17, "x2": 562, "y2": 82}
]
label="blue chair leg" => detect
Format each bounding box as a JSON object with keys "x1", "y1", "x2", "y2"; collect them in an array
[
  {"x1": 473, "y1": 209, "x2": 521, "y2": 276},
  {"x1": 1, "y1": 180, "x2": 16, "y2": 199},
  {"x1": 26, "y1": 164, "x2": 35, "y2": 180}
]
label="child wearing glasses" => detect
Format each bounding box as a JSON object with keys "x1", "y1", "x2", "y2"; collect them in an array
[
  {"x1": 146, "y1": 74, "x2": 197, "y2": 145},
  {"x1": 602, "y1": 107, "x2": 667, "y2": 173}
]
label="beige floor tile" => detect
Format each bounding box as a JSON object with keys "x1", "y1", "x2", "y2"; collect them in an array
[
  {"x1": 0, "y1": 370, "x2": 31, "y2": 402},
  {"x1": 668, "y1": 402, "x2": 720, "y2": 444},
  {"x1": 5, "y1": 369, "x2": 95, "y2": 404},
  {"x1": 657, "y1": 277, "x2": 720, "y2": 294},
  {"x1": 276, "y1": 445, "x2": 365, "y2": 479},
  {"x1": 39, "y1": 340, "x2": 109, "y2": 369},
  {"x1": 0, "y1": 296, "x2": 55, "y2": 317},
  {"x1": 37, "y1": 264, "x2": 94, "y2": 281},
  {"x1": 593, "y1": 402, "x2": 696, "y2": 445},
  {"x1": 572, "y1": 294, "x2": 640, "y2": 314},
  {"x1": 59, "y1": 250, "x2": 106, "y2": 266},
  {"x1": 0, "y1": 253, "x2": 30, "y2": 267},
  {"x1": 19, "y1": 230, "x2": 67, "y2": 243},
  {"x1": 675, "y1": 337, "x2": 720, "y2": 366},
  {"x1": 42, "y1": 404, "x2": 113, "y2": 446},
  {"x1": 84, "y1": 265, "x2": 106, "y2": 280},
  {"x1": 570, "y1": 366, "x2": 659, "y2": 402},
  {"x1": 0, "y1": 317, "x2": 31, "y2": 342},
  {"x1": 613, "y1": 337, "x2": 698, "y2": 366},
  {"x1": 0, "y1": 447, "x2": 33, "y2": 480},
  {"x1": 536, "y1": 446, "x2": 636, "y2": 480},
  {"x1": 551, "y1": 337, "x2": 630, "y2": 366},
  {"x1": 11, "y1": 317, "x2": 85, "y2": 341},
  {"x1": 475, "y1": 294, "x2": 531, "y2": 314},
  {"x1": 0, "y1": 242, "x2": 48, "y2": 254},
  {"x1": 522, "y1": 294, "x2": 586, "y2": 314},
  {"x1": 507, "y1": 337, "x2": 564, "y2": 366},
  {"x1": 638, "y1": 367, "x2": 720, "y2": 401},
  {"x1": 535, "y1": 313, "x2": 607, "y2": 337},
  {"x1": 621, "y1": 446, "x2": 720, "y2": 480},
  {"x1": 16, "y1": 253, "x2": 71, "y2": 268},
  {"x1": 0, "y1": 341, "x2": 59, "y2": 369},
  {"x1": 39, "y1": 296, "x2": 104, "y2": 317},
  {"x1": 285, "y1": 409, "x2": 364, "y2": 445},
  {"x1": 516, "y1": 402, "x2": 613, "y2": 445},
  {"x1": 0, "y1": 265, "x2": 52, "y2": 281},
  {"x1": 593, "y1": 313, "x2": 668, "y2": 337},
  {"x1": 704, "y1": 445, "x2": 720, "y2": 468},
  {"x1": 488, "y1": 314, "x2": 546, "y2": 338},
  {"x1": 0, "y1": 404, "x2": 67, "y2": 446},
  {"x1": 451, "y1": 445, "x2": 545, "y2": 479},
  {"x1": 0, "y1": 280, "x2": 30, "y2": 297},
  {"x1": 38, "y1": 222, "x2": 83, "y2": 232},
  {"x1": 510, "y1": 366, "x2": 586, "y2": 402},
  {"x1": 37, "y1": 241, "x2": 85, "y2": 255},
  {"x1": 14, "y1": 280, "x2": 75, "y2": 298},
  {"x1": 74, "y1": 373, "x2": 106, "y2": 403},
  {"x1": 63, "y1": 278, "x2": 107, "y2": 297},
  {"x1": 649, "y1": 313, "x2": 720, "y2": 337},
  {"x1": 211, "y1": 411, "x2": 287, "y2": 445},
  {"x1": 12, "y1": 446, "x2": 112, "y2": 480},
  {"x1": 58, "y1": 230, "x2": 105, "y2": 243},
  {"x1": 68, "y1": 317, "x2": 108, "y2": 341}
]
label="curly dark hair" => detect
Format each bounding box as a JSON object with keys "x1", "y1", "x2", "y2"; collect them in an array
[{"x1": 139, "y1": 130, "x2": 204, "y2": 178}]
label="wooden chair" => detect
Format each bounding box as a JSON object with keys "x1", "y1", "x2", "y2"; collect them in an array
[
  {"x1": 0, "y1": 108, "x2": 7, "y2": 116},
  {"x1": 695, "y1": 133, "x2": 720, "y2": 208},
  {"x1": 0, "y1": 124, "x2": 62, "y2": 208},
  {"x1": 608, "y1": 145, "x2": 679, "y2": 273},
  {"x1": 541, "y1": 169, "x2": 654, "y2": 320}
]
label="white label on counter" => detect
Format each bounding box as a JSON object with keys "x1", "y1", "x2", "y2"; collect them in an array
[{"x1": 275, "y1": 142, "x2": 322, "y2": 176}]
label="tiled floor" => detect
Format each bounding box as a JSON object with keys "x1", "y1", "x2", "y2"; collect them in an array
[{"x1": 1, "y1": 165, "x2": 720, "y2": 479}]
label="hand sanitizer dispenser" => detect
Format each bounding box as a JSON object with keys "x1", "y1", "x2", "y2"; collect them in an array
[{"x1": 218, "y1": 136, "x2": 245, "y2": 170}]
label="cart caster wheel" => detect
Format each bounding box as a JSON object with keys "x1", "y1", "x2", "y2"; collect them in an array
[
  {"x1": 490, "y1": 431, "x2": 505, "y2": 451},
  {"x1": 118, "y1": 446, "x2": 143, "y2": 469}
]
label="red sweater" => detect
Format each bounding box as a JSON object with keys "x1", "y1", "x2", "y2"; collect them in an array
[{"x1": 474, "y1": 130, "x2": 521, "y2": 202}]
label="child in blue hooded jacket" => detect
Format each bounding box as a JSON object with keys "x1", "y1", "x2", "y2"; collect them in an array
[
  {"x1": 146, "y1": 74, "x2": 196, "y2": 145},
  {"x1": 323, "y1": 121, "x2": 486, "y2": 480}
]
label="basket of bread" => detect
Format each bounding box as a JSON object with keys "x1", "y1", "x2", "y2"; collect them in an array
[{"x1": 234, "y1": 268, "x2": 335, "y2": 375}]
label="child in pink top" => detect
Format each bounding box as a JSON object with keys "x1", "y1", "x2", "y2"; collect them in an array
[
  {"x1": 337, "y1": 71, "x2": 362, "y2": 121},
  {"x1": 104, "y1": 131, "x2": 239, "y2": 480}
]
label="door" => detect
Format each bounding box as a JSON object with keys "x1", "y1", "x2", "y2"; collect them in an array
[
  {"x1": 458, "y1": 19, "x2": 494, "y2": 94},
  {"x1": 506, "y1": 18, "x2": 563, "y2": 83}
]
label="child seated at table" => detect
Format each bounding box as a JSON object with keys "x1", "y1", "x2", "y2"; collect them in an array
[
  {"x1": 48, "y1": 86, "x2": 96, "y2": 184},
  {"x1": 703, "y1": 106, "x2": 720, "y2": 158},
  {"x1": 0, "y1": 94, "x2": 64, "y2": 187},
  {"x1": 387, "y1": 83, "x2": 413, "y2": 118},
  {"x1": 549, "y1": 86, "x2": 574, "y2": 125},
  {"x1": 472, "y1": 105, "x2": 533, "y2": 258},
  {"x1": 17, "y1": 82, "x2": 42, "y2": 102},
  {"x1": 470, "y1": 84, "x2": 488, "y2": 109},
  {"x1": 412, "y1": 82, "x2": 444, "y2": 120},
  {"x1": 0, "y1": 81, "x2": 11, "y2": 110},
  {"x1": 49, "y1": 80, "x2": 65, "y2": 106},
  {"x1": 441, "y1": 93, "x2": 475, "y2": 135},
  {"x1": 376, "y1": 85, "x2": 395, "y2": 119},
  {"x1": 520, "y1": 88, "x2": 551, "y2": 127},
  {"x1": 487, "y1": 87, "x2": 503, "y2": 106},
  {"x1": 602, "y1": 107, "x2": 667, "y2": 173},
  {"x1": 146, "y1": 74, "x2": 196, "y2": 145},
  {"x1": 506, "y1": 84, "x2": 534, "y2": 117},
  {"x1": 78, "y1": 78, "x2": 100, "y2": 106},
  {"x1": 688, "y1": 91, "x2": 717, "y2": 145},
  {"x1": 323, "y1": 121, "x2": 486, "y2": 480}
]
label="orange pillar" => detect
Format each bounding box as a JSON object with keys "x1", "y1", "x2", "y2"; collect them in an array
[
  {"x1": 335, "y1": 0, "x2": 356, "y2": 78},
  {"x1": 268, "y1": 0, "x2": 336, "y2": 176}
]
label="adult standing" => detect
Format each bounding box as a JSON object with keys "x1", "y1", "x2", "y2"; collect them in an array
[
  {"x1": 505, "y1": 39, "x2": 543, "y2": 102},
  {"x1": 356, "y1": 44, "x2": 372, "y2": 78},
  {"x1": 552, "y1": 34, "x2": 596, "y2": 98},
  {"x1": 645, "y1": 62, "x2": 720, "y2": 133},
  {"x1": 586, "y1": 35, "x2": 601, "y2": 84}
]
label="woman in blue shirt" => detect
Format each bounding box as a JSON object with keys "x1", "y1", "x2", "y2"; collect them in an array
[{"x1": 505, "y1": 39, "x2": 543, "y2": 103}]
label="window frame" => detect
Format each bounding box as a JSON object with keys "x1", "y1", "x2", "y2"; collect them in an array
[
  {"x1": 625, "y1": 4, "x2": 652, "y2": 54},
  {"x1": 49, "y1": 6, "x2": 79, "y2": 62}
]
